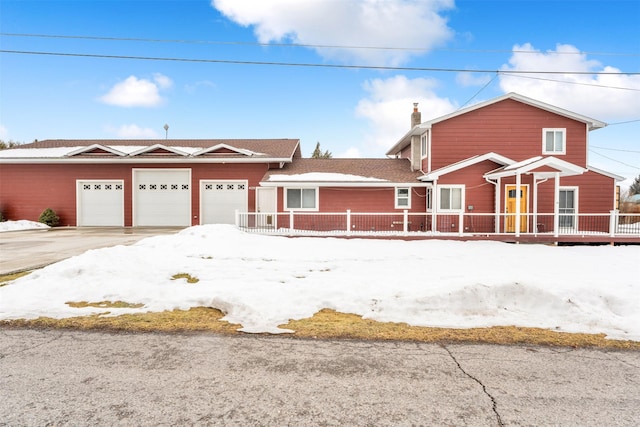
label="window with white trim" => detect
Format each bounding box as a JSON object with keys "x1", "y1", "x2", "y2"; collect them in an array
[
  {"x1": 438, "y1": 186, "x2": 463, "y2": 211},
  {"x1": 543, "y1": 128, "x2": 566, "y2": 154},
  {"x1": 285, "y1": 188, "x2": 317, "y2": 210},
  {"x1": 395, "y1": 188, "x2": 411, "y2": 209},
  {"x1": 420, "y1": 134, "x2": 427, "y2": 158}
]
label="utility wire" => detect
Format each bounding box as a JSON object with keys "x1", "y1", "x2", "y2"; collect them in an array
[
  {"x1": 608, "y1": 118, "x2": 640, "y2": 126},
  {"x1": 591, "y1": 145, "x2": 640, "y2": 153},
  {"x1": 589, "y1": 149, "x2": 640, "y2": 170},
  {"x1": 2, "y1": 32, "x2": 639, "y2": 57},
  {"x1": 458, "y1": 73, "x2": 499, "y2": 109},
  {"x1": 500, "y1": 73, "x2": 640, "y2": 92},
  {"x1": 2, "y1": 49, "x2": 639, "y2": 76}
]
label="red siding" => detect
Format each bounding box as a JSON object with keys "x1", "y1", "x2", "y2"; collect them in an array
[
  {"x1": 534, "y1": 171, "x2": 616, "y2": 214},
  {"x1": 0, "y1": 163, "x2": 269, "y2": 226},
  {"x1": 431, "y1": 99, "x2": 589, "y2": 170},
  {"x1": 275, "y1": 186, "x2": 427, "y2": 213},
  {"x1": 437, "y1": 160, "x2": 506, "y2": 213}
]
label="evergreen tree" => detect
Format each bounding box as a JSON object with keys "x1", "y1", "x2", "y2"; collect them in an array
[
  {"x1": 0, "y1": 140, "x2": 19, "y2": 150},
  {"x1": 629, "y1": 174, "x2": 640, "y2": 196},
  {"x1": 311, "y1": 142, "x2": 332, "y2": 159}
]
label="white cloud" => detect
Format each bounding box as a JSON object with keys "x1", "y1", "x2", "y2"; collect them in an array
[
  {"x1": 499, "y1": 43, "x2": 640, "y2": 121},
  {"x1": 106, "y1": 124, "x2": 160, "y2": 139},
  {"x1": 355, "y1": 75, "x2": 457, "y2": 152},
  {"x1": 153, "y1": 73, "x2": 173, "y2": 89},
  {"x1": 211, "y1": 0, "x2": 454, "y2": 66},
  {"x1": 99, "y1": 74, "x2": 173, "y2": 107}
]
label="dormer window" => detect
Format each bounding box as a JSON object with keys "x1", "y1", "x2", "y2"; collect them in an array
[{"x1": 543, "y1": 128, "x2": 566, "y2": 155}]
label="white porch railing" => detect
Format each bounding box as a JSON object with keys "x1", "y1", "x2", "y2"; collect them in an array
[{"x1": 235, "y1": 210, "x2": 640, "y2": 238}]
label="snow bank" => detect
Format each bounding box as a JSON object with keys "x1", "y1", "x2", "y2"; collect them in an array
[{"x1": 0, "y1": 225, "x2": 638, "y2": 340}]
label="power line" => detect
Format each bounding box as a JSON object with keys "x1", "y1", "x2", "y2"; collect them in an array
[
  {"x1": 2, "y1": 32, "x2": 639, "y2": 57},
  {"x1": 591, "y1": 145, "x2": 640, "y2": 154},
  {"x1": 590, "y1": 149, "x2": 640, "y2": 170},
  {"x1": 608, "y1": 119, "x2": 640, "y2": 126},
  {"x1": 458, "y1": 73, "x2": 499, "y2": 109},
  {"x1": 2, "y1": 49, "x2": 640, "y2": 76},
  {"x1": 500, "y1": 73, "x2": 640, "y2": 92}
]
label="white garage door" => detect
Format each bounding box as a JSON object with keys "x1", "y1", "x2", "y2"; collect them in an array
[
  {"x1": 201, "y1": 180, "x2": 248, "y2": 224},
  {"x1": 77, "y1": 180, "x2": 124, "y2": 226},
  {"x1": 133, "y1": 169, "x2": 191, "y2": 226}
]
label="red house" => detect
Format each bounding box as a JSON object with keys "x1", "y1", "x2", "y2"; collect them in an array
[
  {"x1": 0, "y1": 93, "x2": 628, "y2": 238},
  {"x1": 386, "y1": 92, "x2": 623, "y2": 235}
]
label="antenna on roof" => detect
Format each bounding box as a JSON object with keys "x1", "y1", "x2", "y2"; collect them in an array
[{"x1": 163, "y1": 123, "x2": 169, "y2": 140}]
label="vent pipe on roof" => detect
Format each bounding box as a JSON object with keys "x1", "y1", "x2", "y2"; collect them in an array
[{"x1": 411, "y1": 102, "x2": 421, "y2": 128}]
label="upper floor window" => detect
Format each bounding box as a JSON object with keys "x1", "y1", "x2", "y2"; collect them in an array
[
  {"x1": 543, "y1": 128, "x2": 566, "y2": 155},
  {"x1": 285, "y1": 188, "x2": 317, "y2": 210},
  {"x1": 420, "y1": 134, "x2": 427, "y2": 158},
  {"x1": 395, "y1": 187, "x2": 411, "y2": 209}
]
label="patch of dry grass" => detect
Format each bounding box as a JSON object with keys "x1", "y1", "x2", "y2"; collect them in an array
[
  {"x1": 0, "y1": 271, "x2": 31, "y2": 287},
  {"x1": 0, "y1": 307, "x2": 240, "y2": 334},
  {"x1": 0, "y1": 307, "x2": 637, "y2": 350},
  {"x1": 66, "y1": 301, "x2": 145, "y2": 309},
  {"x1": 283, "y1": 309, "x2": 640, "y2": 350},
  {"x1": 171, "y1": 273, "x2": 199, "y2": 283},
  {"x1": 0, "y1": 272, "x2": 637, "y2": 349}
]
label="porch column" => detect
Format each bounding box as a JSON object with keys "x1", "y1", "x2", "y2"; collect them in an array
[
  {"x1": 431, "y1": 180, "x2": 438, "y2": 232},
  {"x1": 553, "y1": 172, "x2": 560, "y2": 237},
  {"x1": 533, "y1": 177, "x2": 539, "y2": 235},
  {"x1": 515, "y1": 173, "x2": 522, "y2": 237},
  {"x1": 495, "y1": 177, "x2": 501, "y2": 233}
]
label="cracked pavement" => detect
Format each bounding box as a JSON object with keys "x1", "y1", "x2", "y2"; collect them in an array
[{"x1": 1, "y1": 329, "x2": 638, "y2": 426}]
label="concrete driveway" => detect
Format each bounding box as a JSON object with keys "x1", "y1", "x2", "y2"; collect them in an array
[{"x1": 0, "y1": 227, "x2": 183, "y2": 275}]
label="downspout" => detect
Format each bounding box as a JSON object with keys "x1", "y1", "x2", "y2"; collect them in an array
[{"x1": 427, "y1": 129, "x2": 432, "y2": 174}]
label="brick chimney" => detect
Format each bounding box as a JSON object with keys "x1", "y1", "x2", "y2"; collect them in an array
[
  {"x1": 410, "y1": 102, "x2": 422, "y2": 171},
  {"x1": 411, "y1": 102, "x2": 421, "y2": 128}
]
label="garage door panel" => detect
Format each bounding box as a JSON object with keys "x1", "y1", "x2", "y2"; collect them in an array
[
  {"x1": 201, "y1": 181, "x2": 247, "y2": 224},
  {"x1": 77, "y1": 181, "x2": 124, "y2": 227},
  {"x1": 134, "y1": 170, "x2": 191, "y2": 226}
]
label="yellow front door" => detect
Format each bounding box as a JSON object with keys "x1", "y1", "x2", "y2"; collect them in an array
[{"x1": 505, "y1": 185, "x2": 528, "y2": 233}]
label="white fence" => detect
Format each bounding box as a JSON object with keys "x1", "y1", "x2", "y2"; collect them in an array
[{"x1": 236, "y1": 210, "x2": 640, "y2": 238}]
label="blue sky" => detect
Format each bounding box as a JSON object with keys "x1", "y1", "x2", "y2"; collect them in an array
[{"x1": 1, "y1": 0, "x2": 639, "y2": 186}]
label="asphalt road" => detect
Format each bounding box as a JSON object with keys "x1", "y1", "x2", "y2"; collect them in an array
[
  {"x1": 1, "y1": 329, "x2": 638, "y2": 426},
  {"x1": 0, "y1": 227, "x2": 182, "y2": 275}
]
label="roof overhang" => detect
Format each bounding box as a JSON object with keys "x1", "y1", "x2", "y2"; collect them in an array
[
  {"x1": 587, "y1": 166, "x2": 626, "y2": 182},
  {"x1": 386, "y1": 125, "x2": 429, "y2": 157},
  {"x1": 484, "y1": 156, "x2": 586, "y2": 180},
  {"x1": 192, "y1": 143, "x2": 258, "y2": 157},
  {"x1": 65, "y1": 144, "x2": 127, "y2": 157},
  {"x1": 419, "y1": 152, "x2": 516, "y2": 181},
  {"x1": 0, "y1": 157, "x2": 294, "y2": 165}
]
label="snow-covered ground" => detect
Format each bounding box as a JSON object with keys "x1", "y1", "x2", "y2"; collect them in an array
[
  {"x1": 0, "y1": 220, "x2": 49, "y2": 232},
  {"x1": 0, "y1": 224, "x2": 638, "y2": 341}
]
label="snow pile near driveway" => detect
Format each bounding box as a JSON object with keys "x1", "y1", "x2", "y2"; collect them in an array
[
  {"x1": 0, "y1": 225, "x2": 638, "y2": 340},
  {"x1": 0, "y1": 220, "x2": 49, "y2": 232}
]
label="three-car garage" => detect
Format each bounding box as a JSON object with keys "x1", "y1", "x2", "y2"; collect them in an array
[{"x1": 76, "y1": 169, "x2": 248, "y2": 227}]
